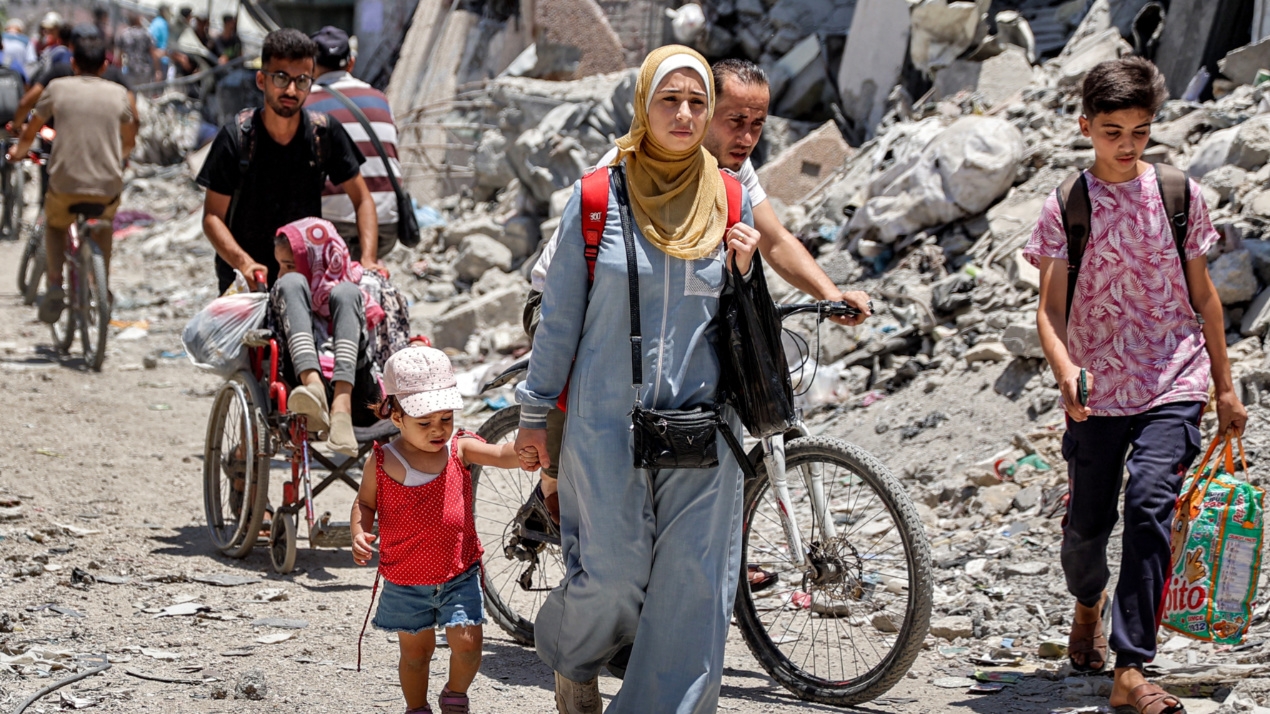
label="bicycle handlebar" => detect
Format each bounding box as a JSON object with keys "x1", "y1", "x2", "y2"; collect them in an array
[{"x1": 775, "y1": 301, "x2": 861, "y2": 321}]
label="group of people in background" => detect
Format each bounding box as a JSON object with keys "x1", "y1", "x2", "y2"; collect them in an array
[{"x1": 0, "y1": 5, "x2": 242, "y2": 88}]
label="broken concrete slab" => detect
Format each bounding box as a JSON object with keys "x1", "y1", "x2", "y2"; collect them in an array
[
  {"x1": 965, "y1": 341, "x2": 1011, "y2": 364},
  {"x1": 422, "y1": 285, "x2": 529, "y2": 352},
  {"x1": 756, "y1": 122, "x2": 854, "y2": 205},
  {"x1": 1211, "y1": 249, "x2": 1259, "y2": 304},
  {"x1": 455, "y1": 235, "x2": 514, "y2": 282},
  {"x1": 838, "y1": 0, "x2": 912, "y2": 137},
  {"x1": 533, "y1": 0, "x2": 626, "y2": 79},
  {"x1": 930, "y1": 614, "x2": 975, "y2": 640},
  {"x1": 933, "y1": 45, "x2": 1034, "y2": 107},
  {"x1": 909, "y1": 0, "x2": 991, "y2": 75},
  {"x1": 1002, "y1": 322, "x2": 1044, "y2": 359},
  {"x1": 848, "y1": 116, "x2": 1025, "y2": 244},
  {"x1": 1219, "y1": 37, "x2": 1270, "y2": 87},
  {"x1": 1241, "y1": 287, "x2": 1270, "y2": 337},
  {"x1": 1202, "y1": 165, "x2": 1252, "y2": 205}
]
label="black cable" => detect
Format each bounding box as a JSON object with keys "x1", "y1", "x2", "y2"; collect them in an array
[{"x1": 11, "y1": 661, "x2": 111, "y2": 714}]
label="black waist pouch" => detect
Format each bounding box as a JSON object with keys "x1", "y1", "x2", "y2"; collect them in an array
[{"x1": 631, "y1": 404, "x2": 720, "y2": 470}]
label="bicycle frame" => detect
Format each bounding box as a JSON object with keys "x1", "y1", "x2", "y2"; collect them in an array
[{"x1": 758, "y1": 419, "x2": 839, "y2": 575}]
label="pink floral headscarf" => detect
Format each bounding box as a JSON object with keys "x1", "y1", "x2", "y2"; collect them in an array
[{"x1": 276, "y1": 218, "x2": 385, "y2": 330}]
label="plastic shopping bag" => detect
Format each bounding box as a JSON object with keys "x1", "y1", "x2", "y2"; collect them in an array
[
  {"x1": 1162, "y1": 433, "x2": 1265, "y2": 644},
  {"x1": 716, "y1": 254, "x2": 797, "y2": 438},
  {"x1": 181, "y1": 292, "x2": 269, "y2": 378}
]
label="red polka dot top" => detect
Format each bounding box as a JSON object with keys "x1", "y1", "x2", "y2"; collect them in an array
[{"x1": 374, "y1": 434, "x2": 484, "y2": 586}]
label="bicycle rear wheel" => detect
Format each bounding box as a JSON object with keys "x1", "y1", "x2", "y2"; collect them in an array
[
  {"x1": 203, "y1": 378, "x2": 271, "y2": 558},
  {"x1": 47, "y1": 267, "x2": 75, "y2": 354},
  {"x1": 77, "y1": 235, "x2": 110, "y2": 371},
  {"x1": 471, "y1": 405, "x2": 565, "y2": 646},
  {"x1": 735, "y1": 436, "x2": 932, "y2": 706},
  {"x1": 1, "y1": 162, "x2": 24, "y2": 239}
]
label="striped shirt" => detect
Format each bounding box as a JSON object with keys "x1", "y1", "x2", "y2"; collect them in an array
[{"x1": 305, "y1": 71, "x2": 401, "y2": 225}]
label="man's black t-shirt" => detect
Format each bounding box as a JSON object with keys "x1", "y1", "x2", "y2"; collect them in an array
[
  {"x1": 38, "y1": 62, "x2": 131, "y2": 89},
  {"x1": 196, "y1": 109, "x2": 363, "y2": 292}
]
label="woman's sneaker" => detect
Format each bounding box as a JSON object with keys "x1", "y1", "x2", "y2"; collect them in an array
[
  {"x1": 555, "y1": 672, "x2": 601, "y2": 714},
  {"x1": 437, "y1": 687, "x2": 468, "y2": 714}
]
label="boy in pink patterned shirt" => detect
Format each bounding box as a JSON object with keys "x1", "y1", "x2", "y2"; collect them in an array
[{"x1": 1026, "y1": 57, "x2": 1246, "y2": 714}]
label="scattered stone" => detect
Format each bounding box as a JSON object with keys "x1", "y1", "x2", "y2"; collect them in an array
[
  {"x1": 234, "y1": 668, "x2": 268, "y2": 700},
  {"x1": 964, "y1": 342, "x2": 1011, "y2": 364},
  {"x1": 1211, "y1": 250, "x2": 1258, "y2": 304},
  {"x1": 455, "y1": 235, "x2": 514, "y2": 282},
  {"x1": 1002, "y1": 561, "x2": 1050, "y2": 577},
  {"x1": 250, "y1": 618, "x2": 308, "y2": 629},
  {"x1": 930, "y1": 615, "x2": 975, "y2": 641},
  {"x1": 977, "y1": 483, "x2": 1022, "y2": 515}
]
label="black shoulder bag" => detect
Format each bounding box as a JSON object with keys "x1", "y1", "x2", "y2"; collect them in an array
[
  {"x1": 610, "y1": 167, "x2": 748, "y2": 471},
  {"x1": 322, "y1": 85, "x2": 421, "y2": 249}
]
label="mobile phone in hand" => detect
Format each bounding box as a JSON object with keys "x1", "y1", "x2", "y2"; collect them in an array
[{"x1": 1078, "y1": 368, "x2": 1089, "y2": 406}]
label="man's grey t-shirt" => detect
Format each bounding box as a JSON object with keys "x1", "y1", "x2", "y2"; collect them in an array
[
  {"x1": 529, "y1": 149, "x2": 768, "y2": 292},
  {"x1": 35, "y1": 76, "x2": 133, "y2": 198}
]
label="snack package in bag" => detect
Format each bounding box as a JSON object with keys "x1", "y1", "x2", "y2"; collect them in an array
[
  {"x1": 1162, "y1": 433, "x2": 1265, "y2": 644},
  {"x1": 181, "y1": 293, "x2": 269, "y2": 378}
]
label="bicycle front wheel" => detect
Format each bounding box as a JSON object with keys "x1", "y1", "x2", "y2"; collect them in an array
[
  {"x1": 471, "y1": 405, "x2": 565, "y2": 646},
  {"x1": 735, "y1": 436, "x2": 932, "y2": 706},
  {"x1": 78, "y1": 237, "x2": 110, "y2": 371}
]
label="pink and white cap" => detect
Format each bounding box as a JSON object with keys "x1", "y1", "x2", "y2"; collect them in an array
[{"x1": 382, "y1": 346, "x2": 464, "y2": 418}]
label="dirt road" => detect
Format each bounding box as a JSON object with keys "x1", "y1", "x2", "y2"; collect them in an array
[{"x1": 0, "y1": 234, "x2": 1228, "y2": 714}]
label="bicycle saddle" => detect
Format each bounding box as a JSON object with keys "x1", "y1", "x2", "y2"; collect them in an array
[{"x1": 69, "y1": 203, "x2": 107, "y2": 218}]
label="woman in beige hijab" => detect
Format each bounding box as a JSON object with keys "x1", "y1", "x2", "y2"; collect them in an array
[{"x1": 515, "y1": 45, "x2": 760, "y2": 713}]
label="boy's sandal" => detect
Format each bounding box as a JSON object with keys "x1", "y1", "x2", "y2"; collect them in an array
[
  {"x1": 1114, "y1": 682, "x2": 1186, "y2": 714},
  {"x1": 1068, "y1": 617, "x2": 1107, "y2": 672}
]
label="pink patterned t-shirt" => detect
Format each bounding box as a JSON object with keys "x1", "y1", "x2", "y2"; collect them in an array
[{"x1": 1023, "y1": 165, "x2": 1220, "y2": 417}]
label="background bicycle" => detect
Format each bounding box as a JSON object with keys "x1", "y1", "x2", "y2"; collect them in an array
[{"x1": 469, "y1": 300, "x2": 932, "y2": 707}]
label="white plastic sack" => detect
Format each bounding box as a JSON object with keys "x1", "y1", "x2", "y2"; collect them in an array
[{"x1": 182, "y1": 293, "x2": 269, "y2": 377}]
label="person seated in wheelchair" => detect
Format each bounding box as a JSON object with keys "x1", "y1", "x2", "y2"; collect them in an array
[{"x1": 271, "y1": 217, "x2": 384, "y2": 456}]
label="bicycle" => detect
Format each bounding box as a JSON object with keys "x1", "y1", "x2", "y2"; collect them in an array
[
  {"x1": 469, "y1": 300, "x2": 933, "y2": 707},
  {"x1": 43, "y1": 201, "x2": 112, "y2": 371}
]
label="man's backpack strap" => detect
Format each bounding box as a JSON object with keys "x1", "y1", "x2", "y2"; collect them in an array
[
  {"x1": 1057, "y1": 171, "x2": 1091, "y2": 322},
  {"x1": 226, "y1": 108, "x2": 258, "y2": 230},
  {"x1": 580, "y1": 166, "x2": 610, "y2": 286},
  {"x1": 304, "y1": 109, "x2": 328, "y2": 169}
]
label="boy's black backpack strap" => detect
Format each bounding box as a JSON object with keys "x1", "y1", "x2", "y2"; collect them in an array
[
  {"x1": 226, "y1": 108, "x2": 260, "y2": 229},
  {"x1": 1155, "y1": 163, "x2": 1192, "y2": 274},
  {"x1": 1056, "y1": 171, "x2": 1091, "y2": 322}
]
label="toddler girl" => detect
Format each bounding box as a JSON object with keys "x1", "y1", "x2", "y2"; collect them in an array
[{"x1": 351, "y1": 346, "x2": 537, "y2": 714}]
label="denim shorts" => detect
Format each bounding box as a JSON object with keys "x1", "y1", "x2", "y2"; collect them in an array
[{"x1": 373, "y1": 563, "x2": 485, "y2": 634}]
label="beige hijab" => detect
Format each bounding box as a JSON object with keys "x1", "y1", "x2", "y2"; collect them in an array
[{"x1": 611, "y1": 45, "x2": 729, "y2": 261}]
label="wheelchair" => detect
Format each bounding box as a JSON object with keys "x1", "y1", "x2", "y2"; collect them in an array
[{"x1": 201, "y1": 291, "x2": 399, "y2": 574}]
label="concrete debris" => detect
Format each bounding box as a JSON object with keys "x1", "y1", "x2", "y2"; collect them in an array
[
  {"x1": 837, "y1": 0, "x2": 912, "y2": 139},
  {"x1": 909, "y1": 0, "x2": 991, "y2": 76},
  {"x1": 756, "y1": 122, "x2": 855, "y2": 205},
  {"x1": 934, "y1": 46, "x2": 1035, "y2": 108},
  {"x1": 1220, "y1": 37, "x2": 1270, "y2": 88},
  {"x1": 1212, "y1": 250, "x2": 1259, "y2": 305},
  {"x1": 846, "y1": 116, "x2": 1025, "y2": 245}
]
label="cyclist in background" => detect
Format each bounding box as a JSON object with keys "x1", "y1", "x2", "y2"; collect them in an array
[{"x1": 5, "y1": 34, "x2": 139, "y2": 324}]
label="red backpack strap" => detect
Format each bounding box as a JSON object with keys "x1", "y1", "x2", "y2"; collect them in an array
[
  {"x1": 580, "y1": 167, "x2": 610, "y2": 285},
  {"x1": 720, "y1": 170, "x2": 742, "y2": 230}
]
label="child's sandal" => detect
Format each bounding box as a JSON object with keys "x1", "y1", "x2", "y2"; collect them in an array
[{"x1": 438, "y1": 687, "x2": 469, "y2": 714}]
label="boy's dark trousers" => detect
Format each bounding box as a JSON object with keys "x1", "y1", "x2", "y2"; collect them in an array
[{"x1": 1061, "y1": 401, "x2": 1203, "y2": 669}]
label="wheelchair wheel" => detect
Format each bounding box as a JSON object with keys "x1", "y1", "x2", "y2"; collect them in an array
[
  {"x1": 203, "y1": 379, "x2": 270, "y2": 558},
  {"x1": 269, "y1": 512, "x2": 297, "y2": 574},
  {"x1": 471, "y1": 405, "x2": 564, "y2": 646}
]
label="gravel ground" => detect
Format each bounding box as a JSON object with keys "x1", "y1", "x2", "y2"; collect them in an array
[{"x1": 0, "y1": 221, "x2": 1244, "y2": 713}]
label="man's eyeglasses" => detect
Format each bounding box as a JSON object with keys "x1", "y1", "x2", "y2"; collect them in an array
[{"x1": 264, "y1": 71, "x2": 313, "y2": 92}]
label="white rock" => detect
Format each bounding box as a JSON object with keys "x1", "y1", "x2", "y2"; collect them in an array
[
  {"x1": 1210, "y1": 250, "x2": 1258, "y2": 305},
  {"x1": 929, "y1": 615, "x2": 974, "y2": 641},
  {"x1": 1241, "y1": 288, "x2": 1270, "y2": 337},
  {"x1": 964, "y1": 341, "x2": 1011, "y2": 364},
  {"x1": 1002, "y1": 322, "x2": 1044, "y2": 359},
  {"x1": 455, "y1": 235, "x2": 514, "y2": 282}
]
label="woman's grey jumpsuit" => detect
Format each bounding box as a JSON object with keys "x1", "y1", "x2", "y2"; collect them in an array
[{"x1": 516, "y1": 167, "x2": 753, "y2": 714}]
